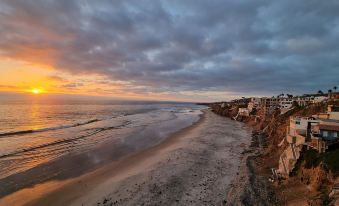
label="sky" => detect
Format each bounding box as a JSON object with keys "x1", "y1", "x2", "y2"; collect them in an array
[{"x1": 0, "y1": 0, "x2": 338, "y2": 102}]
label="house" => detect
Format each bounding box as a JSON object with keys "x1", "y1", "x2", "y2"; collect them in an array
[
  {"x1": 279, "y1": 97, "x2": 295, "y2": 114},
  {"x1": 260, "y1": 97, "x2": 279, "y2": 115},
  {"x1": 312, "y1": 96, "x2": 328, "y2": 104},
  {"x1": 296, "y1": 95, "x2": 314, "y2": 106},
  {"x1": 328, "y1": 105, "x2": 339, "y2": 120},
  {"x1": 306, "y1": 105, "x2": 339, "y2": 152},
  {"x1": 314, "y1": 123, "x2": 339, "y2": 141},
  {"x1": 313, "y1": 105, "x2": 339, "y2": 121},
  {"x1": 247, "y1": 97, "x2": 260, "y2": 112},
  {"x1": 310, "y1": 122, "x2": 339, "y2": 153},
  {"x1": 238, "y1": 108, "x2": 250, "y2": 116},
  {"x1": 287, "y1": 116, "x2": 320, "y2": 139}
]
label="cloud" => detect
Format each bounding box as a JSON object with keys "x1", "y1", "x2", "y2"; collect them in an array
[
  {"x1": 0, "y1": 0, "x2": 338, "y2": 100},
  {"x1": 0, "y1": 85, "x2": 19, "y2": 90},
  {"x1": 60, "y1": 82, "x2": 84, "y2": 89},
  {"x1": 46, "y1": 75, "x2": 68, "y2": 83}
]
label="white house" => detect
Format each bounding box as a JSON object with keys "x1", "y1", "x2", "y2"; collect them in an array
[
  {"x1": 279, "y1": 98, "x2": 294, "y2": 114},
  {"x1": 238, "y1": 108, "x2": 250, "y2": 116},
  {"x1": 312, "y1": 96, "x2": 327, "y2": 104}
]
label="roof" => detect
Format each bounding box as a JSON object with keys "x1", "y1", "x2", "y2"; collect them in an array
[
  {"x1": 318, "y1": 124, "x2": 339, "y2": 132},
  {"x1": 319, "y1": 119, "x2": 339, "y2": 123}
]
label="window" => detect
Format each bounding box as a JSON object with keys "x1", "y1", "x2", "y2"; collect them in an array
[
  {"x1": 323, "y1": 131, "x2": 328, "y2": 137},
  {"x1": 296, "y1": 121, "x2": 300, "y2": 125}
]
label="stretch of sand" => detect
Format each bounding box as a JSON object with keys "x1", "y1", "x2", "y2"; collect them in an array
[{"x1": 0, "y1": 110, "x2": 251, "y2": 206}]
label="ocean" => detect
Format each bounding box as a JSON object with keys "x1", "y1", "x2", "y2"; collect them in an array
[{"x1": 0, "y1": 96, "x2": 205, "y2": 182}]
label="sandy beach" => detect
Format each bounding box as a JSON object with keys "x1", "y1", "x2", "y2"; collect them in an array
[{"x1": 0, "y1": 109, "x2": 252, "y2": 206}]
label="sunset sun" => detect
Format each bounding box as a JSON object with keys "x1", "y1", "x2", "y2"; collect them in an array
[{"x1": 32, "y1": 89, "x2": 41, "y2": 94}]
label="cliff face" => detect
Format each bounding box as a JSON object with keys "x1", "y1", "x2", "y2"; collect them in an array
[
  {"x1": 209, "y1": 101, "x2": 339, "y2": 205},
  {"x1": 297, "y1": 162, "x2": 331, "y2": 192},
  {"x1": 209, "y1": 103, "x2": 238, "y2": 118}
]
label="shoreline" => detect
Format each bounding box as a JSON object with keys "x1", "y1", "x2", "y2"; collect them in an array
[
  {"x1": 0, "y1": 109, "x2": 253, "y2": 206},
  {"x1": 0, "y1": 111, "x2": 206, "y2": 206},
  {"x1": 0, "y1": 108, "x2": 202, "y2": 201}
]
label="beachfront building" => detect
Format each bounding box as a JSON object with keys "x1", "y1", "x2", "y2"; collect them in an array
[
  {"x1": 278, "y1": 105, "x2": 339, "y2": 176},
  {"x1": 296, "y1": 96, "x2": 314, "y2": 106},
  {"x1": 308, "y1": 105, "x2": 339, "y2": 153},
  {"x1": 295, "y1": 94, "x2": 328, "y2": 106},
  {"x1": 260, "y1": 97, "x2": 279, "y2": 115},
  {"x1": 310, "y1": 122, "x2": 339, "y2": 153},
  {"x1": 312, "y1": 96, "x2": 328, "y2": 104},
  {"x1": 287, "y1": 117, "x2": 321, "y2": 139},
  {"x1": 247, "y1": 97, "x2": 260, "y2": 112},
  {"x1": 279, "y1": 98, "x2": 295, "y2": 114},
  {"x1": 313, "y1": 105, "x2": 339, "y2": 121},
  {"x1": 328, "y1": 105, "x2": 339, "y2": 120},
  {"x1": 238, "y1": 108, "x2": 250, "y2": 116}
]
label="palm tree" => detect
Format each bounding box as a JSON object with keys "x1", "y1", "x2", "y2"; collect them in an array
[
  {"x1": 318, "y1": 90, "x2": 323, "y2": 94},
  {"x1": 334, "y1": 86, "x2": 337, "y2": 92},
  {"x1": 328, "y1": 89, "x2": 333, "y2": 94}
]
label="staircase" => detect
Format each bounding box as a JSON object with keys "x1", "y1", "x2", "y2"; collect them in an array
[
  {"x1": 233, "y1": 112, "x2": 239, "y2": 120},
  {"x1": 280, "y1": 156, "x2": 288, "y2": 175},
  {"x1": 290, "y1": 143, "x2": 297, "y2": 160}
]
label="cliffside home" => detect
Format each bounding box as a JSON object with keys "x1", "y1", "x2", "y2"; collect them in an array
[
  {"x1": 278, "y1": 117, "x2": 321, "y2": 176},
  {"x1": 277, "y1": 105, "x2": 339, "y2": 177},
  {"x1": 296, "y1": 94, "x2": 328, "y2": 106},
  {"x1": 238, "y1": 108, "x2": 250, "y2": 116},
  {"x1": 310, "y1": 122, "x2": 339, "y2": 152},
  {"x1": 312, "y1": 96, "x2": 328, "y2": 103},
  {"x1": 261, "y1": 97, "x2": 279, "y2": 115},
  {"x1": 279, "y1": 98, "x2": 294, "y2": 114},
  {"x1": 247, "y1": 97, "x2": 260, "y2": 112}
]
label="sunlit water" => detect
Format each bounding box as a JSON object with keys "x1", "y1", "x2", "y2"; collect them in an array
[{"x1": 0, "y1": 97, "x2": 205, "y2": 180}]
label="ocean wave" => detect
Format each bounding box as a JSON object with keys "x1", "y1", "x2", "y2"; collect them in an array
[
  {"x1": 0, "y1": 119, "x2": 100, "y2": 138},
  {"x1": 0, "y1": 121, "x2": 132, "y2": 159}
]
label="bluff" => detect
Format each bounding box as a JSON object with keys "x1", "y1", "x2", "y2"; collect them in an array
[{"x1": 208, "y1": 100, "x2": 339, "y2": 205}]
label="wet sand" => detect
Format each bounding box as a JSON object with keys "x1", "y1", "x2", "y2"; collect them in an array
[{"x1": 0, "y1": 110, "x2": 252, "y2": 206}]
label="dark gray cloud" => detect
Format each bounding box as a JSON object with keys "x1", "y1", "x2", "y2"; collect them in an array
[{"x1": 0, "y1": 0, "x2": 338, "y2": 100}]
